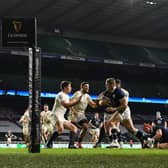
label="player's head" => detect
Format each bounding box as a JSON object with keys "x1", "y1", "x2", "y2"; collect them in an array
[
  {"x1": 60, "y1": 81, "x2": 72, "y2": 93},
  {"x1": 143, "y1": 123, "x2": 152, "y2": 133},
  {"x1": 94, "y1": 112, "x2": 99, "y2": 119},
  {"x1": 43, "y1": 104, "x2": 49, "y2": 112},
  {"x1": 81, "y1": 81, "x2": 89, "y2": 93},
  {"x1": 116, "y1": 79, "x2": 121, "y2": 88},
  {"x1": 8, "y1": 130, "x2": 12, "y2": 135},
  {"x1": 105, "y1": 77, "x2": 116, "y2": 91}
]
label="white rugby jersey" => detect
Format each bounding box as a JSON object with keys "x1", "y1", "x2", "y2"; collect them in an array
[
  {"x1": 52, "y1": 91, "x2": 69, "y2": 115},
  {"x1": 71, "y1": 90, "x2": 91, "y2": 114}
]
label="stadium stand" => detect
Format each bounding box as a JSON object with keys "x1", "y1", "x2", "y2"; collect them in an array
[{"x1": 37, "y1": 35, "x2": 168, "y2": 64}]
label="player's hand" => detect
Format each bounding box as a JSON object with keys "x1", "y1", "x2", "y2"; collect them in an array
[
  {"x1": 105, "y1": 107, "x2": 116, "y2": 113},
  {"x1": 98, "y1": 96, "x2": 111, "y2": 106}
]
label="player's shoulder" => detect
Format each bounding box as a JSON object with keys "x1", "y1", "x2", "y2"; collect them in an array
[
  {"x1": 46, "y1": 110, "x2": 52, "y2": 114},
  {"x1": 74, "y1": 90, "x2": 81, "y2": 95},
  {"x1": 115, "y1": 87, "x2": 123, "y2": 93},
  {"x1": 58, "y1": 91, "x2": 68, "y2": 99},
  {"x1": 121, "y1": 88, "x2": 129, "y2": 96}
]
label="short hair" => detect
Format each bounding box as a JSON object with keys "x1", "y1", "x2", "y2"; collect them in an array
[
  {"x1": 80, "y1": 81, "x2": 89, "y2": 87},
  {"x1": 105, "y1": 77, "x2": 116, "y2": 84},
  {"x1": 43, "y1": 104, "x2": 48, "y2": 107},
  {"x1": 116, "y1": 79, "x2": 121, "y2": 85},
  {"x1": 60, "y1": 81, "x2": 71, "y2": 90}
]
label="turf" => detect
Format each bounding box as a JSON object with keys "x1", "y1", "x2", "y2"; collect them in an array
[{"x1": 0, "y1": 148, "x2": 168, "y2": 168}]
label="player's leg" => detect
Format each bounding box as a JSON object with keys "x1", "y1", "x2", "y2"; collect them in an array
[
  {"x1": 93, "y1": 129, "x2": 100, "y2": 143},
  {"x1": 121, "y1": 110, "x2": 144, "y2": 147},
  {"x1": 45, "y1": 121, "x2": 63, "y2": 148},
  {"x1": 41, "y1": 125, "x2": 46, "y2": 144},
  {"x1": 64, "y1": 120, "x2": 78, "y2": 133},
  {"x1": 157, "y1": 143, "x2": 168, "y2": 149},
  {"x1": 64, "y1": 121, "x2": 79, "y2": 148},
  {"x1": 93, "y1": 123, "x2": 106, "y2": 148}
]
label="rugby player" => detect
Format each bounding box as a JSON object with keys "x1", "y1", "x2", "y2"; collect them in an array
[{"x1": 45, "y1": 81, "x2": 81, "y2": 148}]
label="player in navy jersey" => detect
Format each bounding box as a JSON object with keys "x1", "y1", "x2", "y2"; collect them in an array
[
  {"x1": 89, "y1": 113, "x2": 103, "y2": 144},
  {"x1": 143, "y1": 123, "x2": 168, "y2": 149},
  {"x1": 94, "y1": 77, "x2": 143, "y2": 148}
]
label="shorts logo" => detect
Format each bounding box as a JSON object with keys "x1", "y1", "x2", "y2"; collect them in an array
[{"x1": 12, "y1": 20, "x2": 22, "y2": 33}]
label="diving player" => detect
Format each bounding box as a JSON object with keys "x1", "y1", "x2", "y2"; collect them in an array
[{"x1": 143, "y1": 123, "x2": 168, "y2": 149}]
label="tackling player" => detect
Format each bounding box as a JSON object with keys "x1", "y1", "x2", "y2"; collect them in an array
[
  {"x1": 45, "y1": 81, "x2": 81, "y2": 148},
  {"x1": 68, "y1": 82, "x2": 97, "y2": 148}
]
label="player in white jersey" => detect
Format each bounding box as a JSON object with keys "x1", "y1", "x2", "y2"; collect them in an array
[
  {"x1": 68, "y1": 82, "x2": 97, "y2": 148},
  {"x1": 40, "y1": 104, "x2": 53, "y2": 143},
  {"x1": 19, "y1": 108, "x2": 31, "y2": 147},
  {"x1": 45, "y1": 81, "x2": 82, "y2": 148}
]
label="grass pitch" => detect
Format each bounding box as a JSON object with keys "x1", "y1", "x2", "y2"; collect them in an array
[{"x1": 0, "y1": 148, "x2": 168, "y2": 168}]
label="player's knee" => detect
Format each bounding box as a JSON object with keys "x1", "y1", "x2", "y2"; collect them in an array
[
  {"x1": 72, "y1": 125, "x2": 78, "y2": 134},
  {"x1": 58, "y1": 127, "x2": 64, "y2": 134}
]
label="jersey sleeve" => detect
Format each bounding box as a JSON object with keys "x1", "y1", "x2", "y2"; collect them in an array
[
  {"x1": 71, "y1": 91, "x2": 81, "y2": 100},
  {"x1": 116, "y1": 88, "x2": 126, "y2": 99},
  {"x1": 87, "y1": 94, "x2": 92, "y2": 103}
]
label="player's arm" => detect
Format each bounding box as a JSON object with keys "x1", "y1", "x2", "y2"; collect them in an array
[
  {"x1": 164, "y1": 120, "x2": 167, "y2": 128},
  {"x1": 87, "y1": 95, "x2": 98, "y2": 108},
  {"x1": 99, "y1": 122, "x2": 103, "y2": 128},
  {"x1": 61, "y1": 95, "x2": 82, "y2": 108},
  {"x1": 106, "y1": 96, "x2": 128, "y2": 113},
  {"x1": 19, "y1": 116, "x2": 24, "y2": 123},
  {"x1": 96, "y1": 92, "x2": 111, "y2": 106},
  {"x1": 153, "y1": 129, "x2": 162, "y2": 141},
  {"x1": 70, "y1": 106, "x2": 78, "y2": 116}
]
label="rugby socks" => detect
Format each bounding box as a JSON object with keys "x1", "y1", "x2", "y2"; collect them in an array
[
  {"x1": 46, "y1": 131, "x2": 59, "y2": 147},
  {"x1": 135, "y1": 130, "x2": 143, "y2": 140},
  {"x1": 78, "y1": 128, "x2": 87, "y2": 143},
  {"x1": 111, "y1": 128, "x2": 118, "y2": 141},
  {"x1": 135, "y1": 130, "x2": 144, "y2": 147},
  {"x1": 117, "y1": 131, "x2": 121, "y2": 143},
  {"x1": 69, "y1": 131, "x2": 77, "y2": 147},
  {"x1": 97, "y1": 126, "x2": 105, "y2": 144}
]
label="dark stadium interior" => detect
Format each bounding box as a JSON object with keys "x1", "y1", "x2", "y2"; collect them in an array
[{"x1": 0, "y1": 0, "x2": 168, "y2": 145}]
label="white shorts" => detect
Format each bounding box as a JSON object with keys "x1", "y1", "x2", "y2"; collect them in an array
[
  {"x1": 23, "y1": 127, "x2": 29, "y2": 136},
  {"x1": 104, "y1": 106, "x2": 131, "y2": 122},
  {"x1": 69, "y1": 111, "x2": 86, "y2": 122},
  {"x1": 55, "y1": 113, "x2": 67, "y2": 123},
  {"x1": 120, "y1": 106, "x2": 131, "y2": 121},
  {"x1": 44, "y1": 123, "x2": 54, "y2": 133}
]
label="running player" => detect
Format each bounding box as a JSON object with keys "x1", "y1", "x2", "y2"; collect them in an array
[
  {"x1": 45, "y1": 81, "x2": 81, "y2": 148},
  {"x1": 94, "y1": 78, "x2": 143, "y2": 148},
  {"x1": 68, "y1": 82, "x2": 97, "y2": 148},
  {"x1": 19, "y1": 108, "x2": 31, "y2": 147},
  {"x1": 40, "y1": 104, "x2": 53, "y2": 143}
]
